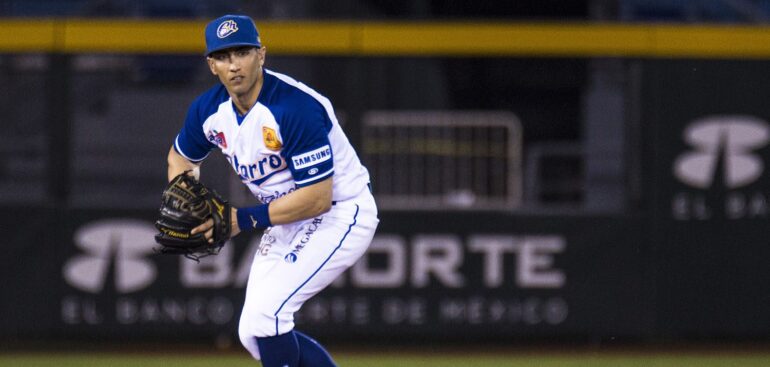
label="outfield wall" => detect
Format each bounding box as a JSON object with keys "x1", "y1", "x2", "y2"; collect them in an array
[
  {"x1": 5, "y1": 58, "x2": 770, "y2": 340},
  {"x1": 2, "y1": 209, "x2": 651, "y2": 343}
]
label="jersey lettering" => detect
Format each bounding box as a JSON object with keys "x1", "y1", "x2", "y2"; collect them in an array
[
  {"x1": 227, "y1": 153, "x2": 286, "y2": 182},
  {"x1": 258, "y1": 187, "x2": 297, "y2": 203}
]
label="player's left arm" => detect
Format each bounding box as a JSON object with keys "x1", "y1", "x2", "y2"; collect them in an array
[{"x1": 265, "y1": 176, "x2": 332, "y2": 224}]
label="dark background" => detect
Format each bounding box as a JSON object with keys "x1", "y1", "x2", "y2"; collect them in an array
[{"x1": 2, "y1": 0, "x2": 770, "y2": 347}]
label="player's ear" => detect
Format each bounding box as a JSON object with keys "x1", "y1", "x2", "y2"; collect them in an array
[
  {"x1": 257, "y1": 46, "x2": 266, "y2": 67},
  {"x1": 206, "y1": 56, "x2": 217, "y2": 75}
]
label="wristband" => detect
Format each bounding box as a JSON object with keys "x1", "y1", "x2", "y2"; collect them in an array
[{"x1": 236, "y1": 203, "x2": 272, "y2": 232}]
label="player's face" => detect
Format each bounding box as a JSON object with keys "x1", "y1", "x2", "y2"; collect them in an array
[{"x1": 207, "y1": 46, "x2": 266, "y2": 97}]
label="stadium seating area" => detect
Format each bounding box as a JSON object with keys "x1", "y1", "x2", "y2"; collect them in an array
[{"x1": 2, "y1": 0, "x2": 770, "y2": 22}]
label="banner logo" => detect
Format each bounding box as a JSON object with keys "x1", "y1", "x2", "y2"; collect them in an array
[
  {"x1": 63, "y1": 220, "x2": 157, "y2": 293},
  {"x1": 673, "y1": 116, "x2": 769, "y2": 189}
]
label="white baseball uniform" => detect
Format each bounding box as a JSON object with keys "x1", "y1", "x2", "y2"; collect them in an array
[{"x1": 174, "y1": 69, "x2": 378, "y2": 359}]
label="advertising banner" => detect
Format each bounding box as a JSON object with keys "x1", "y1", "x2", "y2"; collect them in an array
[
  {"x1": 294, "y1": 212, "x2": 650, "y2": 341},
  {"x1": 3, "y1": 209, "x2": 649, "y2": 343},
  {"x1": 1, "y1": 207, "x2": 59, "y2": 338},
  {"x1": 643, "y1": 60, "x2": 770, "y2": 336}
]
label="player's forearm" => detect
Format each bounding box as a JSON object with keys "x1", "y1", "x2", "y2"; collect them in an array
[
  {"x1": 267, "y1": 178, "x2": 333, "y2": 225},
  {"x1": 167, "y1": 146, "x2": 200, "y2": 181},
  {"x1": 234, "y1": 177, "x2": 332, "y2": 233}
]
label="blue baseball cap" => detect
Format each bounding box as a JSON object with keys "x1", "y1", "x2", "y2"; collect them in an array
[{"x1": 204, "y1": 15, "x2": 262, "y2": 56}]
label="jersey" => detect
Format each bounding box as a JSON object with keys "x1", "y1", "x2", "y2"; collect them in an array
[
  {"x1": 173, "y1": 68, "x2": 371, "y2": 204},
  {"x1": 172, "y1": 68, "x2": 379, "y2": 360}
]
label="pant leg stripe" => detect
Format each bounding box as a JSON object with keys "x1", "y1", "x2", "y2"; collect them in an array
[{"x1": 273, "y1": 204, "x2": 360, "y2": 335}]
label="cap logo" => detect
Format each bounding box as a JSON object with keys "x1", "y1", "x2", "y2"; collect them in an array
[{"x1": 217, "y1": 20, "x2": 239, "y2": 38}]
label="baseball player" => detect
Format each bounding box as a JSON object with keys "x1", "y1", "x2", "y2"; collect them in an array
[{"x1": 166, "y1": 14, "x2": 379, "y2": 366}]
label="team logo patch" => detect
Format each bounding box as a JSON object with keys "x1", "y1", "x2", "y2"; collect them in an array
[
  {"x1": 217, "y1": 20, "x2": 239, "y2": 38},
  {"x1": 292, "y1": 145, "x2": 331, "y2": 170},
  {"x1": 262, "y1": 127, "x2": 282, "y2": 151},
  {"x1": 207, "y1": 130, "x2": 227, "y2": 149}
]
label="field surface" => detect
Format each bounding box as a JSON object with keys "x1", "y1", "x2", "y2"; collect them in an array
[{"x1": 2, "y1": 351, "x2": 770, "y2": 367}]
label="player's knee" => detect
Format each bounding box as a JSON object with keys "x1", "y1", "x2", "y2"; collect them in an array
[
  {"x1": 239, "y1": 309, "x2": 292, "y2": 361},
  {"x1": 237, "y1": 329, "x2": 261, "y2": 361},
  {"x1": 239, "y1": 309, "x2": 282, "y2": 339}
]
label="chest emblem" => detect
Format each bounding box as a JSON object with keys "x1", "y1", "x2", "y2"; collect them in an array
[{"x1": 262, "y1": 127, "x2": 282, "y2": 151}]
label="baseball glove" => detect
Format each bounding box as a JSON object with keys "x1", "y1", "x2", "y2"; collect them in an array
[{"x1": 154, "y1": 172, "x2": 231, "y2": 261}]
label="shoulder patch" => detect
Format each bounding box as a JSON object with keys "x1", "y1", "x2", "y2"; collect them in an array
[
  {"x1": 207, "y1": 130, "x2": 227, "y2": 149},
  {"x1": 262, "y1": 127, "x2": 282, "y2": 151}
]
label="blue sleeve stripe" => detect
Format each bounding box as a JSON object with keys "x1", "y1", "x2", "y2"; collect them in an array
[
  {"x1": 174, "y1": 135, "x2": 209, "y2": 163},
  {"x1": 294, "y1": 168, "x2": 333, "y2": 186}
]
